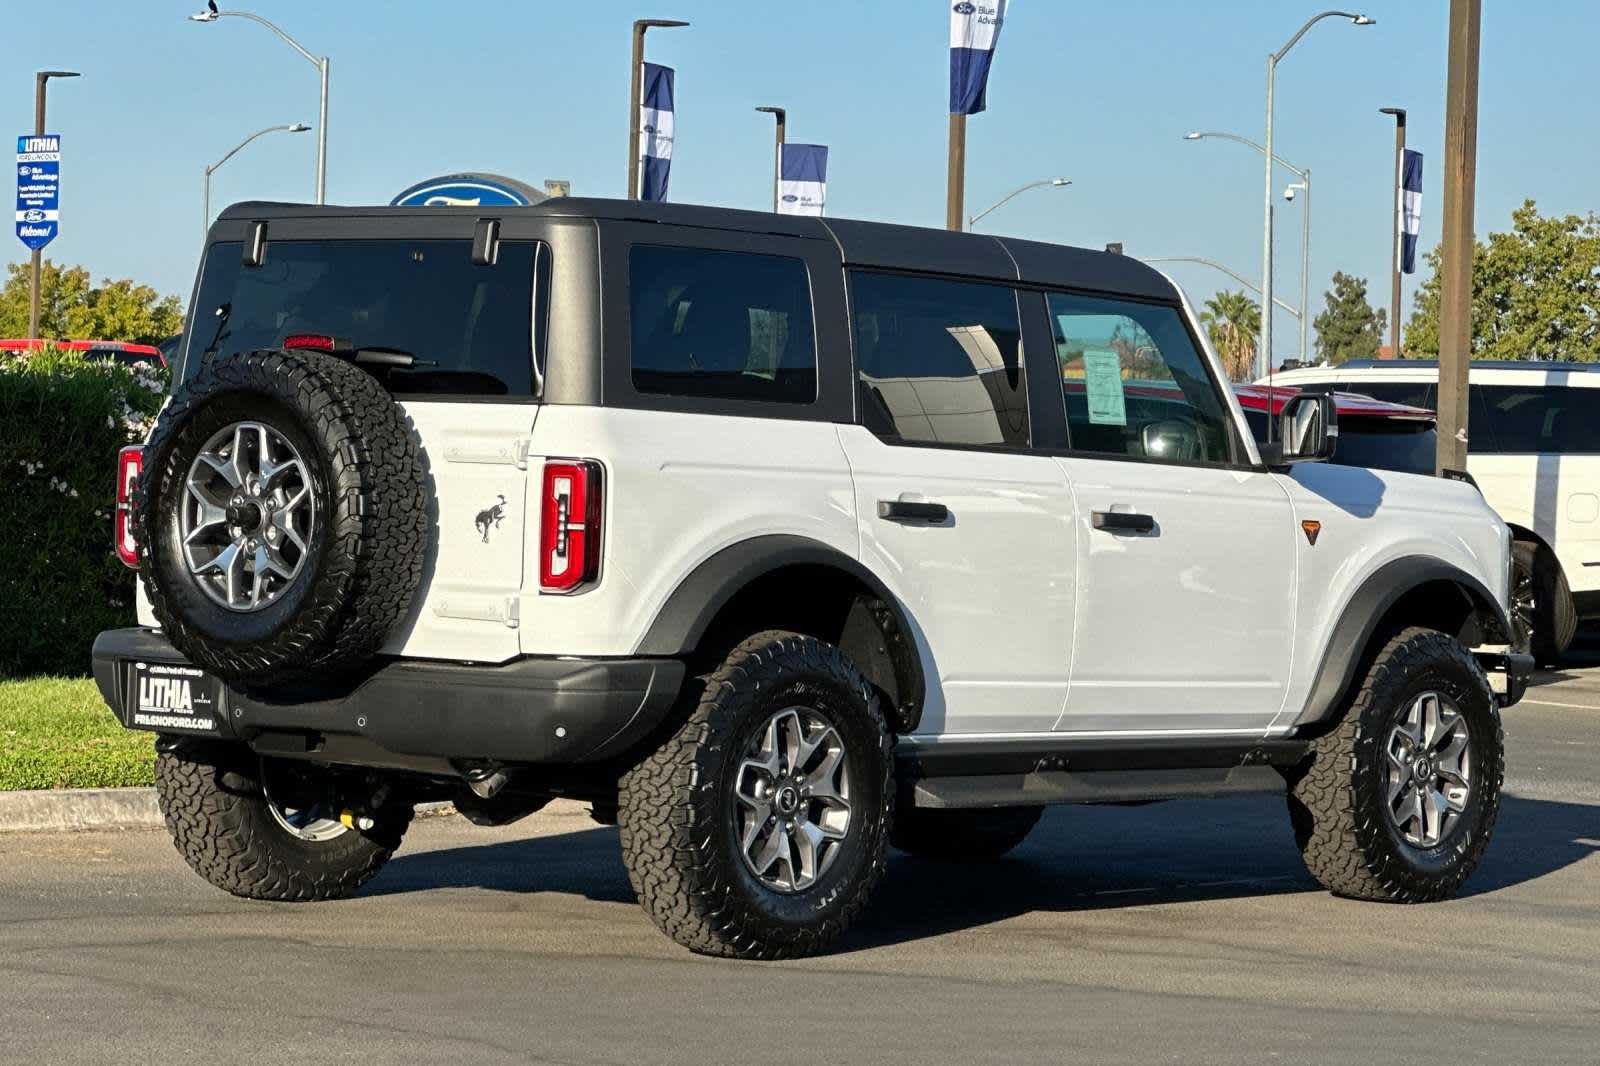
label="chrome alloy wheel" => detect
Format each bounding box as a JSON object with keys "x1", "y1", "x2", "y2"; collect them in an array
[
  {"x1": 1384, "y1": 691, "x2": 1473, "y2": 849},
  {"x1": 734, "y1": 707, "x2": 852, "y2": 893},
  {"x1": 1510, "y1": 560, "x2": 1537, "y2": 651},
  {"x1": 181, "y1": 421, "x2": 314, "y2": 612},
  {"x1": 261, "y1": 762, "x2": 348, "y2": 843}
]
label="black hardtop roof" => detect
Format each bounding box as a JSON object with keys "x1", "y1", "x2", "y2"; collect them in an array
[{"x1": 217, "y1": 197, "x2": 1178, "y2": 302}]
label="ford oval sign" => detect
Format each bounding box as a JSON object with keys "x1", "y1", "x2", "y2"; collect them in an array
[{"x1": 389, "y1": 172, "x2": 545, "y2": 208}]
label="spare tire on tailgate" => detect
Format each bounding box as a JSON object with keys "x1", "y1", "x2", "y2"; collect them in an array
[{"x1": 135, "y1": 348, "x2": 427, "y2": 682}]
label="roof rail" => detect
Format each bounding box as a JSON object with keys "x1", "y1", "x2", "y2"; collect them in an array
[{"x1": 1338, "y1": 358, "x2": 1600, "y2": 371}]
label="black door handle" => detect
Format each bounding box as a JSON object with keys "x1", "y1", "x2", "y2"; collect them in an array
[
  {"x1": 1091, "y1": 510, "x2": 1155, "y2": 533},
  {"x1": 878, "y1": 500, "x2": 949, "y2": 523}
]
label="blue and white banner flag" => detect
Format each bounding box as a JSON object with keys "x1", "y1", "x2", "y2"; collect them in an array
[
  {"x1": 639, "y1": 62, "x2": 675, "y2": 202},
  {"x1": 778, "y1": 143, "x2": 828, "y2": 216},
  {"x1": 1400, "y1": 148, "x2": 1423, "y2": 275},
  {"x1": 950, "y1": 0, "x2": 1008, "y2": 115}
]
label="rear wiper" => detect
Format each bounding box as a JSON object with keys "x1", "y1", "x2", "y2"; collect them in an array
[
  {"x1": 352, "y1": 346, "x2": 439, "y2": 369},
  {"x1": 202, "y1": 302, "x2": 232, "y2": 358}
]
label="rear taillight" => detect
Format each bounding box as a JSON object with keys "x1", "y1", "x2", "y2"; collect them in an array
[
  {"x1": 282, "y1": 334, "x2": 350, "y2": 354},
  {"x1": 115, "y1": 446, "x2": 143, "y2": 569},
  {"x1": 540, "y1": 459, "x2": 602, "y2": 593}
]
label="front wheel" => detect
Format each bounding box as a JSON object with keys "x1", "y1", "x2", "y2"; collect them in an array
[
  {"x1": 155, "y1": 742, "x2": 412, "y2": 901},
  {"x1": 1511, "y1": 540, "x2": 1575, "y2": 666},
  {"x1": 1286, "y1": 627, "x2": 1503, "y2": 903},
  {"x1": 618, "y1": 631, "x2": 893, "y2": 959}
]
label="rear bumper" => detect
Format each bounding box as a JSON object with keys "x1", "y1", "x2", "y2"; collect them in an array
[
  {"x1": 92, "y1": 628, "x2": 686, "y2": 769},
  {"x1": 1476, "y1": 649, "x2": 1533, "y2": 708}
]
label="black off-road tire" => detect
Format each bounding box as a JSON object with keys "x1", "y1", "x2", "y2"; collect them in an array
[
  {"x1": 136, "y1": 348, "x2": 426, "y2": 682},
  {"x1": 154, "y1": 742, "x2": 411, "y2": 902},
  {"x1": 1286, "y1": 627, "x2": 1503, "y2": 903},
  {"x1": 617, "y1": 631, "x2": 894, "y2": 959},
  {"x1": 891, "y1": 805, "x2": 1043, "y2": 861},
  {"x1": 1512, "y1": 540, "x2": 1575, "y2": 666}
]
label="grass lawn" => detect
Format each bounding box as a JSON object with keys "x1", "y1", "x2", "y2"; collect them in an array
[{"x1": 0, "y1": 676, "x2": 154, "y2": 790}]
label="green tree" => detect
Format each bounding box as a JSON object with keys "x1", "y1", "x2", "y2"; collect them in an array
[
  {"x1": 1405, "y1": 200, "x2": 1600, "y2": 361},
  {"x1": 1313, "y1": 271, "x2": 1387, "y2": 365},
  {"x1": 0, "y1": 260, "x2": 183, "y2": 344},
  {"x1": 1199, "y1": 289, "x2": 1260, "y2": 381}
]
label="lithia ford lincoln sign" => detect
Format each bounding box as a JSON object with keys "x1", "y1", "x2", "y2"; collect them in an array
[{"x1": 16, "y1": 133, "x2": 61, "y2": 250}]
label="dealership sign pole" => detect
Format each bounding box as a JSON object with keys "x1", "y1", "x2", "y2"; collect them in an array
[{"x1": 22, "y1": 70, "x2": 77, "y2": 341}]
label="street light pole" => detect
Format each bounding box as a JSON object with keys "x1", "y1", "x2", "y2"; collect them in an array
[
  {"x1": 626, "y1": 19, "x2": 688, "y2": 199},
  {"x1": 188, "y1": 7, "x2": 329, "y2": 204},
  {"x1": 1185, "y1": 132, "x2": 1311, "y2": 361},
  {"x1": 967, "y1": 177, "x2": 1070, "y2": 230},
  {"x1": 755, "y1": 106, "x2": 786, "y2": 212},
  {"x1": 27, "y1": 70, "x2": 79, "y2": 342},
  {"x1": 1258, "y1": 10, "x2": 1374, "y2": 378},
  {"x1": 203, "y1": 123, "x2": 311, "y2": 241},
  {"x1": 1379, "y1": 107, "x2": 1407, "y2": 357},
  {"x1": 1141, "y1": 257, "x2": 1303, "y2": 321}
]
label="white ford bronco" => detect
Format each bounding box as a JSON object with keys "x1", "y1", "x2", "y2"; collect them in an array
[{"x1": 95, "y1": 198, "x2": 1531, "y2": 959}]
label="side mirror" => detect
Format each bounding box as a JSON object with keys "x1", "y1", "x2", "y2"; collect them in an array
[{"x1": 1262, "y1": 392, "x2": 1337, "y2": 466}]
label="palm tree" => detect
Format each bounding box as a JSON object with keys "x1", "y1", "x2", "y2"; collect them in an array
[{"x1": 1200, "y1": 290, "x2": 1261, "y2": 382}]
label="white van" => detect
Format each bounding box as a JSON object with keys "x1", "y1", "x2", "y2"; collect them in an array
[{"x1": 1265, "y1": 359, "x2": 1600, "y2": 663}]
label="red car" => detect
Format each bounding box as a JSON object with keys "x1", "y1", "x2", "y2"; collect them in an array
[
  {"x1": 0, "y1": 338, "x2": 167, "y2": 369},
  {"x1": 1235, "y1": 383, "x2": 1437, "y2": 474}
]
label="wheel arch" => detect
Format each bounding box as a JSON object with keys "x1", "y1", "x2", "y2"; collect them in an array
[
  {"x1": 635, "y1": 535, "x2": 926, "y2": 733},
  {"x1": 1295, "y1": 555, "x2": 1512, "y2": 732}
]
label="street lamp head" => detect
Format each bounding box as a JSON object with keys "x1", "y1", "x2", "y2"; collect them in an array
[
  {"x1": 288, "y1": 123, "x2": 311, "y2": 132},
  {"x1": 1352, "y1": 14, "x2": 1376, "y2": 25},
  {"x1": 39, "y1": 70, "x2": 82, "y2": 79},
  {"x1": 1183, "y1": 131, "x2": 1202, "y2": 140},
  {"x1": 1050, "y1": 178, "x2": 1071, "y2": 187},
  {"x1": 635, "y1": 18, "x2": 689, "y2": 30},
  {"x1": 1380, "y1": 106, "x2": 1406, "y2": 118},
  {"x1": 755, "y1": 106, "x2": 785, "y2": 117},
  {"x1": 188, "y1": 8, "x2": 219, "y2": 21}
]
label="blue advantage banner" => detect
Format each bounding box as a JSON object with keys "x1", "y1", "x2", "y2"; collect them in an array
[{"x1": 17, "y1": 133, "x2": 61, "y2": 250}]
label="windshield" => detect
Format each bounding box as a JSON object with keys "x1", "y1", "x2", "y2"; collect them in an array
[{"x1": 181, "y1": 238, "x2": 540, "y2": 397}]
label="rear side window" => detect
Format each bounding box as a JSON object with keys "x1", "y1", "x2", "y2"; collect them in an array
[
  {"x1": 1475, "y1": 384, "x2": 1600, "y2": 454},
  {"x1": 1049, "y1": 292, "x2": 1233, "y2": 465},
  {"x1": 628, "y1": 244, "x2": 817, "y2": 404},
  {"x1": 850, "y1": 271, "x2": 1028, "y2": 448},
  {"x1": 184, "y1": 239, "x2": 539, "y2": 396}
]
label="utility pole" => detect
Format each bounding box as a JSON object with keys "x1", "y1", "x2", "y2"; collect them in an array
[
  {"x1": 946, "y1": 114, "x2": 966, "y2": 231},
  {"x1": 1436, "y1": 0, "x2": 1480, "y2": 476},
  {"x1": 626, "y1": 19, "x2": 688, "y2": 199},
  {"x1": 1380, "y1": 107, "x2": 1407, "y2": 356}
]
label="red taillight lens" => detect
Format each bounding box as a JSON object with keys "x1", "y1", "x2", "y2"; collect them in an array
[
  {"x1": 115, "y1": 446, "x2": 143, "y2": 569},
  {"x1": 540, "y1": 459, "x2": 602, "y2": 593}
]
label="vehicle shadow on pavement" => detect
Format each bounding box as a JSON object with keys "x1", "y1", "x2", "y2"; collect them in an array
[
  {"x1": 1529, "y1": 628, "x2": 1600, "y2": 687},
  {"x1": 372, "y1": 794, "x2": 1598, "y2": 952}
]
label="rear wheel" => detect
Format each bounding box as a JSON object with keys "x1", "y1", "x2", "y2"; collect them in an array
[
  {"x1": 891, "y1": 806, "x2": 1043, "y2": 861},
  {"x1": 154, "y1": 741, "x2": 411, "y2": 902},
  {"x1": 618, "y1": 631, "x2": 893, "y2": 959},
  {"x1": 1511, "y1": 540, "x2": 1575, "y2": 666}
]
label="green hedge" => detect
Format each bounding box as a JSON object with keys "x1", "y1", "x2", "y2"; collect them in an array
[{"x1": 0, "y1": 350, "x2": 166, "y2": 677}]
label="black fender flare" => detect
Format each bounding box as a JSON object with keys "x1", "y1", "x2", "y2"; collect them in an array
[
  {"x1": 634, "y1": 534, "x2": 925, "y2": 723},
  {"x1": 1296, "y1": 555, "x2": 1511, "y2": 728}
]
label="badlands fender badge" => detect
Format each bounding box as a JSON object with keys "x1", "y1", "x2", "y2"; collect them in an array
[{"x1": 1301, "y1": 520, "x2": 1322, "y2": 546}]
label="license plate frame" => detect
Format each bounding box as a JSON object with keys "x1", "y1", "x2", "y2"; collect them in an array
[{"x1": 125, "y1": 660, "x2": 225, "y2": 735}]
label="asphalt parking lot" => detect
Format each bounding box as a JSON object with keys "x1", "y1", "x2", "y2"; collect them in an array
[{"x1": 4, "y1": 644, "x2": 1598, "y2": 1066}]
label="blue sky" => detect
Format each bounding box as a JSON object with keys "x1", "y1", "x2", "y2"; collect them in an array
[{"x1": 6, "y1": 1, "x2": 1596, "y2": 359}]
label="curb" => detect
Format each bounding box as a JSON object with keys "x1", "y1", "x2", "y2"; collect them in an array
[{"x1": 0, "y1": 788, "x2": 459, "y2": 834}]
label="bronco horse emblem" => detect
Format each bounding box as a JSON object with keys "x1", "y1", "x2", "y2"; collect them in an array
[{"x1": 475, "y1": 495, "x2": 507, "y2": 542}]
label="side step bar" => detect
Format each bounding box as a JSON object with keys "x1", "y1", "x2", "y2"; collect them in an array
[
  {"x1": 911, "y1": 765, "x2": 1288, "y2": 810},
  {"x1": 896, "y1": 735, "x2": 1313, "y2": 810}
]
